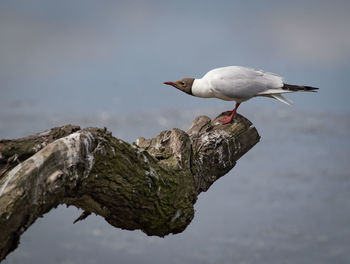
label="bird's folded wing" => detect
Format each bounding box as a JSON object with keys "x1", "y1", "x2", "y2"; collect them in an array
[{"x1": 209, "y1": 68, "x2": 284, "y2": 99}]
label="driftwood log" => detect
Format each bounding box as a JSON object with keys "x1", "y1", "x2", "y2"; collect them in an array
[{"x1": 0, "y1": 114, "x2": 259, "y2": 261}]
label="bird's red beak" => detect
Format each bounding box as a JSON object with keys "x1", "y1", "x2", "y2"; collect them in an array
[{"x1": 163, "y1": 81, "x2": 176, "y2": 87}]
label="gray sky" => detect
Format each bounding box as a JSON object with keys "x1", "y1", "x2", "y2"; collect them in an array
[{"x1": 1, "y1": 0, "x2": 349, "y2": 119}]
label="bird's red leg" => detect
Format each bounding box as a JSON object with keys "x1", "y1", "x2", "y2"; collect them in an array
[
  {"x1": 219, "y1": 103, "x2": 241, "y2": 124},
  {"x1": 220, "y1": 110, "x2": 233, "y2": 116}
]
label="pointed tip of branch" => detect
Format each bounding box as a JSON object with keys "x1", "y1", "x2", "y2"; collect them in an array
[{"x1": 73, "y1": 211, "x2": 91, "y2": 224}]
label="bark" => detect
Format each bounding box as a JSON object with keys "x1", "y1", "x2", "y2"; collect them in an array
[{"x1": 0, "y1": 114, "x2": 259, "y2": 261}]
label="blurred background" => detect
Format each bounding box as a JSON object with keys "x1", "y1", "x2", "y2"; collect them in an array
[{"x1": 1, "y1": 0, "x2": 349, "y2": 263}]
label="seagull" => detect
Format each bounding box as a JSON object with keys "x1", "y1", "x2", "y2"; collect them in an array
[{"x1": 164, "y1": 66, "x2": 318, "y2": 124}]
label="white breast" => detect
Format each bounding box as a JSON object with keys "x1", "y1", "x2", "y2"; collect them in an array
[{"x1": 192, "y1": 78, "x2": 214, "y2": 98}]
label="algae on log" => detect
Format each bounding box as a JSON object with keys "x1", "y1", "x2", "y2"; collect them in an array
[{"x1": 0, "y1": 114, "x2": 259, "y2": 261}]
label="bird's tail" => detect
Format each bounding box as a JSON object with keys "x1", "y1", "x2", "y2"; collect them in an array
[
  {"x1": 282, "y1": 84, "x2": 319, "y2": 92},
  {"x1": 257, "y1": 83, "x2": 319, "y2": 106}
]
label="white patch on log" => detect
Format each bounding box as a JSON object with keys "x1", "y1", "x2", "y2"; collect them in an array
[
  {"x1": 60, "y1": 133, "x2": 81, "y2": 170},
  {"x1": 171, "y1": 209, "x2": 181, "y2": 222},
  {"x1": 83, "y1": 132, "x2": 95, "y2": 178},
  {"x1": 154, "y1": 141, "x2": 161, "y2": 150},
  {"x1": 32, "y1": 143, "x2": 42, "y2": 152},
  {"x1": 149, "y1": 165, "x2": 159, "y2": 180},
  {"x1": 46, "y1": 170, "x2": 63, "y2": 184},
  {"x1": 27, "y1": 148, "x2": 48, "y2": 204},
  {"x1": 142, "y1": 153, "x2": 149, "y2": 164},
  {"x1": 232, "y1": 138, "x2": 241, "y2": 155},
  {"x1": 33, "y1": 174, "x2": 41, "y2": 204},
  {"x1": 0, "y1": 163, "x2": 23, "y2": 196},
  {"x1": 57, "y1": 132, "x2": 96, "y2": 181},
  {"x1": 110, "y1": 146, "x2": 116, "y2": 157},
  {"x1": 31, "y1": 153, "x2": 44, "y2": 170},
  {"x1": 142, "y1": 153, "x2": 159, "y2": 180},
  {"x1": 218, "y1": 146, "x2": 225, "y2": 167},
  {"x1": 196, "y1": 130, "x2": 240, "y2": 169}
]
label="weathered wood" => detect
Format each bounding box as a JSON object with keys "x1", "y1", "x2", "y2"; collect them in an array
[{"x1": 0, "y1": 114, "x2": 259, "y2": 261}]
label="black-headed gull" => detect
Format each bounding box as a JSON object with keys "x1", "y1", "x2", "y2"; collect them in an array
[{"x1": 164, "y1": 66, "x2": 318, "y2": 124}]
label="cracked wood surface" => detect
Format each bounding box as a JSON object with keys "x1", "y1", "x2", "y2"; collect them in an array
[{"x1": 0, "y1": 114, "x2": 259, "y2": 261}]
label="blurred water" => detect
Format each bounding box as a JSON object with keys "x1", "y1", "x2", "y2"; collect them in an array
[{"x1": 2, "y1": 107, "x2": 350, "y2": 264}]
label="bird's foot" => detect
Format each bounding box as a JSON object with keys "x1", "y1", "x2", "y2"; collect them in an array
[
  {"x1": 219, "y1": 103, "x2": 240, "y2": 124},
  {"x1": 220, "y1": 110, "x2": 233, "y2": 116},
  {"x1": 219, "y1": 115, "x2": 235, "y2": 124}
]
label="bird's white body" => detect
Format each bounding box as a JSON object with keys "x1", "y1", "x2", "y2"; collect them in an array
[
  {"x1": 192, "y1": 66, "x2": 292, "y2": 104},
  {"x1": 164, "y1": 65, "x2": 317, "y2": 124}
]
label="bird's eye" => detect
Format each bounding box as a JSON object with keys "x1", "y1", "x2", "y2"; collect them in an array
[{"x1": 181, "y1": 81, "x2": 186, "y2": 86}]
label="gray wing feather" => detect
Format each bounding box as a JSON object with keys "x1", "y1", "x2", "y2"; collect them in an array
[{"x1": 205, "y1": 66, "x2": 284, "y2": 100}]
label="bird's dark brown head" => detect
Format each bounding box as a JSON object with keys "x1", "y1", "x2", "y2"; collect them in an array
[{"x1": 163, "y1": 78, "x2": 195, "y2": 95}]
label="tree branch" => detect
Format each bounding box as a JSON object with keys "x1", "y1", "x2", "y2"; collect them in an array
[{"x1": 0, "y1": 114, "x2": 259, "y2": 261}]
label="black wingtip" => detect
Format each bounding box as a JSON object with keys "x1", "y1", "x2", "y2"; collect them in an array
[
  {"x1": 283, "y1": 84, "x2": 319, "y2": 92},
  {"x1": 304, "y1": 86, "x2": 319, "y2": 91}
]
